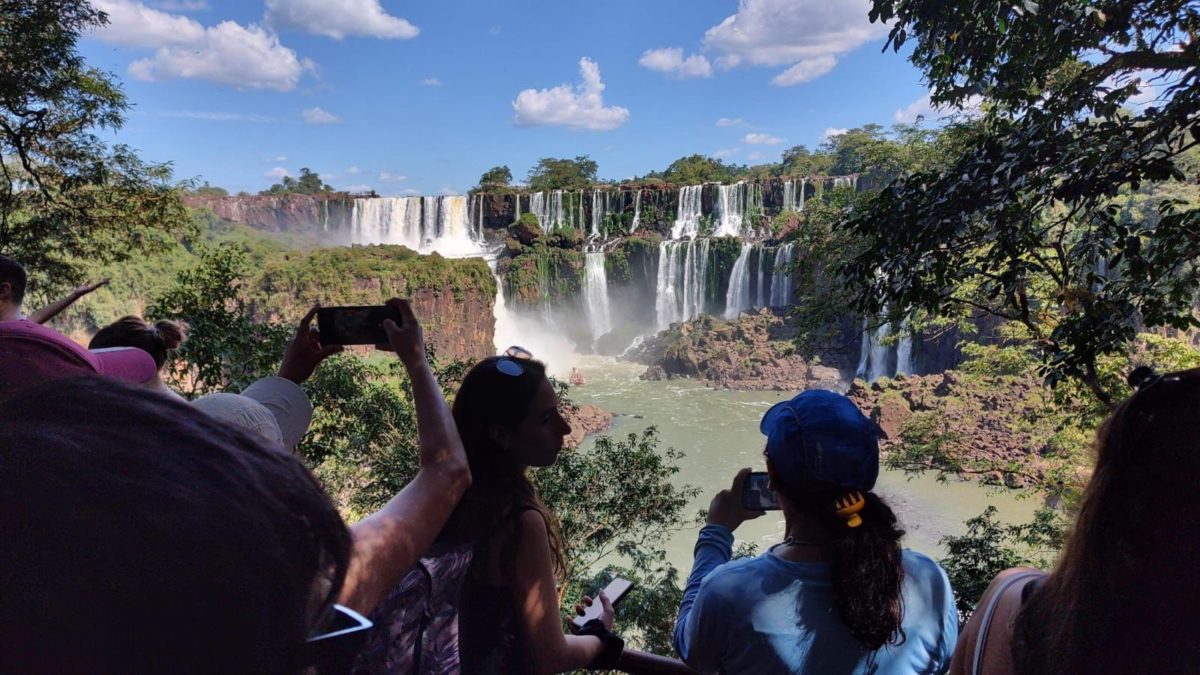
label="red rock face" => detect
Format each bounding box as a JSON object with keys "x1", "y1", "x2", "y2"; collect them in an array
[{"x1": 184, "y1": 194, "x2": 352, "y2": 233}]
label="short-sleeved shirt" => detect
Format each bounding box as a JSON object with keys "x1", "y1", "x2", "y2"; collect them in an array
[{"x1": 674, "y1": 525, "x2": 958, "y2": 674}]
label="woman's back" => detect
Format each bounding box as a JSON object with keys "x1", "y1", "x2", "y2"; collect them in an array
[{"x1": 681, "y1": 548, "x2": 957, "y2": 674}]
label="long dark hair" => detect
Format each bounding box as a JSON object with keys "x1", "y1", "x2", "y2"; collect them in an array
[
  {"x1": 0, "y1": 377, "x2": 350, "y2": 674},
  {"x1": 443, "y1": 356, "x2": 566, "y2": 580},
  {"x1": 1012, "y1": 367, "x2": 1200, "y2": 674},
  {"x1": 777, "y1": 479, "x2": 906, "y2": 650}
]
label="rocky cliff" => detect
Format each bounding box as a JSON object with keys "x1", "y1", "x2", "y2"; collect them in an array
[{"x1": 184, "y1": 194, "x2": 354, "y2": 234}]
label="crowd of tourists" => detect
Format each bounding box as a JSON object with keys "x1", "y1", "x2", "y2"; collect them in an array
[{"x1": 1, "y1": 251, "x2": 1196, "y2": 675}]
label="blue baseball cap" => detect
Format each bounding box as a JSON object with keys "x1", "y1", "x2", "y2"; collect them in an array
[{"x1": 760, "y1": 389, "x2": 879, "y2": 493}]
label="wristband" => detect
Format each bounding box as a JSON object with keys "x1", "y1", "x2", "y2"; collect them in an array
[{"x1": 577, "y1": 618, "x2": 624, "y2": 670}]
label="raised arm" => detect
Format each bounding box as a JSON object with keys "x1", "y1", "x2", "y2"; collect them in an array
[
  {"x1": 29, "y1": 279, "x2": 109, "y2": 324},
  {"x1": 338, "y1": 298, "x2": 472, "y2": 614}
]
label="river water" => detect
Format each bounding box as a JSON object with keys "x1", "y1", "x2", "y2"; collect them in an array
[{"x1": 565, "y1": 356, "x2": 1039, "y2": 572}]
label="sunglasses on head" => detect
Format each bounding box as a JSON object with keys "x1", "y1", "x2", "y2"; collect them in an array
[
  {"x1": 497, "y1": 345, "x2": 533, "y2": 376},
  {"x1": 303, "y1": 603, "x2": 373, "y2": 674}
]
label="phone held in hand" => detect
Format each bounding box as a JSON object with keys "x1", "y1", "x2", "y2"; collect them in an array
[
  {"x1": 570, "y1": 577, "x2": 633, "y2": 630},
  {"x1": 316, "y1": 305, "x2": 401, "y2": 346},
  {"x1": 741, "y1": 471, "x2": 782, "y2": 511}
]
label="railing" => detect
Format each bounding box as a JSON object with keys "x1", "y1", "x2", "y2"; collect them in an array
[{"x1": 616, "y1": 649, "x2": 696, "y2": 674}]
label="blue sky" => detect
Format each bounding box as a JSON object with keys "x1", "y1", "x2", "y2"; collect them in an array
[{"x1": 80, "y1": 0, "x2": 940, "y2": 196}]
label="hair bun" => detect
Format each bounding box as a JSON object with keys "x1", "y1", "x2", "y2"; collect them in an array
[
  {"x1": 1128, "y1": 366, "x2": 1160, "y2": 391},
  {"x1": 153, "y1": 319, "x2": 190, "y2": 351}
]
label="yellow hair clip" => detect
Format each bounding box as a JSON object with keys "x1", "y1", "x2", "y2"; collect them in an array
[{"x1": 834, "y1": 492, "x2": 866, "y2": 528}]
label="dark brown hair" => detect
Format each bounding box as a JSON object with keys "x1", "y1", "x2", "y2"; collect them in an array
[
  {"x1": 0, "y1": 377, "x2": 350, "y2": 674},
  {"x1": 443, "y1": 356, "x2": 567, "y2": 581},
  {"x1": 89, "y1": 315, "x2": 188, "y2": 371},
  {"x1": 0, "y1": 253, "x2": 26, "y2": 304},
  {"x1": 1012, "y1": 367, "x2": 1200, "y2": 674},
  {"x1": 776, "y1": 479, "x2": 906, "y2": 650}
]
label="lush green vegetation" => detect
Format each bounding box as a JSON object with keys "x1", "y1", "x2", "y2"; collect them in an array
[
  {"x1": 527, "y1": 156, "x2": 599, "y2": 191},
  {"x1": 260, "y1": 168, "x2": 335, "y2": 196},
  {"x1": 477, "y1": 165, "x2": 513, "y2": 191}
]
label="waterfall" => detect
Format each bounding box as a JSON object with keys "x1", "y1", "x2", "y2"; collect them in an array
[
  {"x1": 514, "y1": 193, "x2": 521, "y2": 223},
  {"x1": 630, "y1": 190, "x2": 641, "y2": 233},
  {"x1": 713, "y1": 183, "x2": 744, "y2": 237},
  {"x1": 768, "y1": 243, "x2": 795, "y2": 306},
  {"x1": 724, "y1": 243, "x2": 753, "y2": 318},
  {"x1": 783, "y1": 178, "x2": 807, "y2": 212},
  {"x1": 896, "y1": 331, "x2": 913, "y2": 376},
  {"x1": 672, "y1": 185, "x2": 704, "y2": 239},
  {"x1": 869, "y1": 321, "x2": 892, "y2": 382},
  {"x1": 583, "y1": 251, "x2": 613, "y2": 345},
  {"x1": 591, "y1": 189, "x2": 601, "y2": 237},
  {"x1": 530, "y1": 191, "x2": 568, "y2": 231},
  {"x1": 856, "y1": 319, "x2": 871, "y2": 379},
  {"x1": 347, "y1": 195, "x2": 480, "y2": 255},
  {"x1": 755, "y1": 246, "x2": 770, "y2": 308},
  {"x1": 655, "y1": 239, "x2": 710, "y2": 329}
]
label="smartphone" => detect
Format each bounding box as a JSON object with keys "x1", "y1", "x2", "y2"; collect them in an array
[
  {"x1": 316, "y1": 305, "x2": 401, "y2": 346},
  {"x1": 570, "y1": 577, "x2": 633, "y2": 630},
  {"x1": 742, "y1": 471, "x2": 782, "y2": 511}
]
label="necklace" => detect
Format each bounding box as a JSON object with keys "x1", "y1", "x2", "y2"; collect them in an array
[{"x1": 782, "y1": 535, "x2": 828, "y2": 548}]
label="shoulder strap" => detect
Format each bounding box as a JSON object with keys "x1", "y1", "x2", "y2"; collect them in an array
[{"x1": 971, "y1": 571, "x2": 1044, "y2": 675}]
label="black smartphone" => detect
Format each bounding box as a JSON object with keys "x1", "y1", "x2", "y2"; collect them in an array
[
  {"x1": 316, "y1": 305, "x2": 401, "y2": 346},
  {"x1": 742, "y1": 471, "x2": 782, "y2": 511}
]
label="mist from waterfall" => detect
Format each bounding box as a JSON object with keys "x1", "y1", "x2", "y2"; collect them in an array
[
  {"x1": 672, "y1": 185, "x2": 704, "y2": 239},
  {"x1": 724, "y1": 243, "x2": 753, "y2": 318},
  {"x1": 583, "y1": 251, "x2": 613, "y2": 345}
]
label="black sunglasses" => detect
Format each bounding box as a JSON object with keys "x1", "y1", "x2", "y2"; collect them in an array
[
  {"x1": 497, "y1": 345, "x2": 533, "y2": 376},
  {"x1": 303, "y1": 603, "x2": 373, "y2": 674}
]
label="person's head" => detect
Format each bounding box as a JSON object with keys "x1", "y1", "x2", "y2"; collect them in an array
[
  {"x1": 760, "y1": 389, "x2": 905, "y2": 650},
  {"x1": 1013, "y1": 367, "x2": 1200, "y2": 674},
  {"x1": 89, "y1": 315, "x2": 189, "y2": 373},
  {"x1": 0, "y1": 254, "x2": 27, "y2": 320},
  {"x1": 0, "y1": 377, "x2": 352, "y2": 674},
  {"x1": 0, "y1": 320, "x2": 157, "y2": 401},
  {"x1": 447, "y1": 352, "x2": 571, "y2": 577}
]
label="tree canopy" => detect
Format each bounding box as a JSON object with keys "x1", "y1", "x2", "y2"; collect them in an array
[
  {"x1": 260, "y1": 168, "x2": 334, "y2": 196},
  {"x1": 477, "y1": 165, "x2": 513, "y2": 189},
  {"x1": 0, "y1": 0, "x2": 190, "y2": 301},
  {"x1": 842, "y1": 0, "x2": 1200, "y2": 402},
  {"x1": 527, "y1": 156, "x2": 598, "y2": 191}
]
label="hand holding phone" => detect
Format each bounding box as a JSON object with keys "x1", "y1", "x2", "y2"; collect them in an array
[
  {"x1": 741, "y1": 471, "x2": 782, "y2": 511},
  {"x1": 316, "y1": 304, "x2": 403, "y2": 346},
  {"x1": 571, "y1": 577, "x2": 632, "y2": 631}
]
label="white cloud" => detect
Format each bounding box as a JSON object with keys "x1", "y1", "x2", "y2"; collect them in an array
[
  {"x1": 638, "y1": 47, "x2": 713, "y2": 78},
  {"x1": 265, "y1": 0, "x2": 418, "y2": 39},
  {"x1": 488, "y1": 25, "x2": 503, "y2": 35},
  {"x1": 132, "y1": 27, "x2": 311, "y2": 91},
  {"x1": 822, "y1": 127, "x2": 848, "y2": 139},
  {"x1": 399, "y1": 188, "x2": 422, "y2": 196},
  {"x1": 770, "y1": 55, "x2": 837, "y2": 86},
  {"x1": 271, "y1": 154, "x2": 288, "y2": 162},
  {"x1": 512, "y1": 57, "x2": 630, "y2": 131},
  {"x1": 716, "y1": 117, "x2": 746, "y2": 127},
  {"x1": 378, "y1": 172, "x2": 406, "y2": 182},
  {"x1": 344, "y1": 183, "x2": 373, "y2": 193},
  {"x1": 345, "y1": 165, "x2": 362, "y2": 174},
  {"x1": 151, "y1": 0, "x2": 208, "y2": 10},
  {"x1": 158, "y1": 110, "x2": 273, "y2": 122},
  {"x1": 747, "y1": 151, "x2": 767, "y2": 161},
  {"x1": 712, "y1": 148, "x2": 739, "y2": 159},
  {"x1": 91, "y1": 0, "x2": 205, "y2": 47},
  {"x1": 265, "y1": 167, "x2": 290, "y2": 179},
  {"x1": 419, "y1": 77, "x2": 443, "y2": 86},
  {"x1": 437, "y1": 186, "x2": 460, "y2": 196},
  {"x1": 893, "y1": 92, "x2": 983, "y2": 124},
  {"x1": 703, "y1": 0, "x2": 886, "y2": 85},
  {"x1": 744, "y1": 132, "x2": 784, "y2": 145},
  {"x1": 301, "y1": 107, "x2": 341, "y2": 124}
]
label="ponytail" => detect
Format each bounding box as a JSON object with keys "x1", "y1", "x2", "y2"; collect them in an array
[
  {"x1": 90, "y1": 316, "x2": 189, "y2": 371},
  {"x1": 780, "y1": 481, "x2": 907, "y2": 649}
]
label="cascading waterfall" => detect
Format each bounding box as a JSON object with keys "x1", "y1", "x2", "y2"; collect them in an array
[
  {"x1": 782, "y1": 178, "x2": 807, "y2": 212},
  {"x1": 655, "y1": 239, "x2": 710, "y2": 329},
  {"x1": 347, "y1": 195, "x2": 479, "y2": 255},
  {"x1": 768, "y1": 243, "x2": 795, "y2": 306},
  {"x1": 856, "y1": 310, "x2": 903, "y2": 382},
  {"x1": 630, "y1": 190, "x2": 642, "y2": 233},
  {"x1": 713, "y1": 182, "x2": 763, "y2": 237},
  {"x1": 724, "y1": 243, "x2": 753, "y2": 318},
  {"x1": 514, "y1": 193, "x2": 521, "y2": 222},
  {"x1": 755, "y1": 247, "x2": 771, "y2": 308},
  {"x1": 591, "y1": 189, "x2": 602, "y2": 237},
  {"x1": 869, "y1": 320, "x2": 892, "y2": 382},
  {"x1": 583, "y1": 251, "x2": 613, "y2": 345},
  {"x1": 530, "y1": 191, "x2": 569, "y2": 231},
  {"x1": 895, "y1": 326, "x2": 913, "y2": 376},
  {"x1": 672, "y1": 185, "x2": 704, "y2": 239}
]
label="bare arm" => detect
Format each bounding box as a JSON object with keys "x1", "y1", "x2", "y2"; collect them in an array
[
  {"x1": 338, "y1": 299, "x2": 471, "y2": 614},
  {"x1": 29, "y1": 279, "x2": 108, "y2": 324},
  {"x1": 511, "y1": 510, "x2": 608, "y2": 675},
  {"x1": 949, "y1": 567, "x2": 1042, "y2": 675}
]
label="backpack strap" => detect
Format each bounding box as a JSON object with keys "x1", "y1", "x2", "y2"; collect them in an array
[{"x1": 971, "y1": 571, "x2": 1044, "y2": 675}]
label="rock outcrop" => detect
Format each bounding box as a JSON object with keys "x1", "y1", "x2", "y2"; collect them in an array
[
  {"x1": 629, "y1": 308, "x2": 850, "y2": 391},
  {"x1": 563, "y1": 403, "x2": 615, "y2": 449},
  {"x1": 184, "y1": 194, "x2": 354, "y2": 234}
]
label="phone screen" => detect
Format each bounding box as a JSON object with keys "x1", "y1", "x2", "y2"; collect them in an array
[
  {"x1": 742, "y1": 471, "x2": 782, "y2": 511},
  {"x1": 316, "y1": 305, "x2": 399, "y2": 346}
]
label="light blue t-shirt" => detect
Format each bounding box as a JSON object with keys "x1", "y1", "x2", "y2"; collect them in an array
[{"x1": 674, "y1": 525, "x2": 957, "y2": 675}]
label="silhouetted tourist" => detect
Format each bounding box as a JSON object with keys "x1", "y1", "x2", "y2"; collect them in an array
[
  {"x1": 0, "y1": 252, "x2": 108, "y2": 323},
  {"x1": 950, "y1": 367, "x2": 1200, "y2": 675},
  {"x1": 674, "y1": 389, "x2": 957, "y2": 674},
  {"x1": 90, "y1": 315, "x2": 190, "y2": 400},
  {"x1": 358, "y1": 346, "x2": 625, "y2": 674}
]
